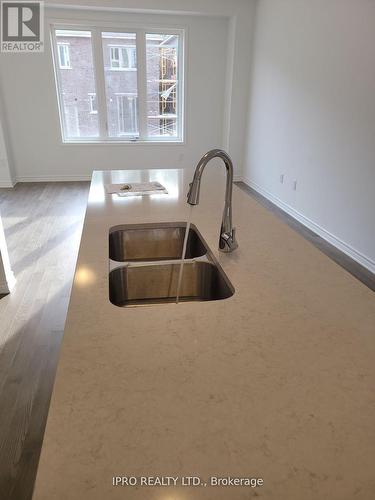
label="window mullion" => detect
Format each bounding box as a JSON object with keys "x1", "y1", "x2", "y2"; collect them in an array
[
  {"x1": 136, "y1": 29, "x2": 147, "y2": 140},
  {"x1": 51, "y1": 28, "x2": 68, "y2": 142},
  {"x1": 92, "y1": 28, "x2": 108, "y2": 139}
]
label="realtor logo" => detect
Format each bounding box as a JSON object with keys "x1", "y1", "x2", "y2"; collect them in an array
[{"x1": 1, "y1": 1, "x2": 44, "y2": 52}]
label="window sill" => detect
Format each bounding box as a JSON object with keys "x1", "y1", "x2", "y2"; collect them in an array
[{"x1": 61, "y1": 139, "x2": 184, "y2": 146}]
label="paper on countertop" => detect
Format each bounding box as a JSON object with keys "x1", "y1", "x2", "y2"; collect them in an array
[{"x1": 105, "y1": 182, "x2": 168, "y2": 196}]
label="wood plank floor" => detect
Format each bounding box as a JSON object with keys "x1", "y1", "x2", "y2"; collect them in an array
[
  {"x1": 0, "y1": 182, "x2": 89, "y2": 500},
  {"x1": 236, "y1": 181, "x2": 375, "y2": 292}
]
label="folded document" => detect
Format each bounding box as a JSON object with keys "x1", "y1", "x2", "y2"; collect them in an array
[{"x1": 105, "y1": 182, "x2": 168, "y2": 196}]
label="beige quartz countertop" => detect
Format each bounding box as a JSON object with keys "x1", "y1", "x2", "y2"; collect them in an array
[{"x1": 33, "y1": 168, "x2": 375, "y2": 500}]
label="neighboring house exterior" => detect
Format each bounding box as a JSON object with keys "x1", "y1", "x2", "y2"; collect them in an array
[{"x1": 55, "y1": 31, "x2": 178, "y2": 139}]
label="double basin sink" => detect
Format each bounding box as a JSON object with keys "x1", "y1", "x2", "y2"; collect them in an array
[{"x1": 109, "y1": 222, "x2": 234, "y2": 306}]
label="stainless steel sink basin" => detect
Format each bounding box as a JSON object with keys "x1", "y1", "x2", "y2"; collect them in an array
[
  {"x1": 109, "y1": 261, "x2": 234, "y2": 306},
  {"x1": 109, "y1": 223, "x2": 206, "y2": 262}
]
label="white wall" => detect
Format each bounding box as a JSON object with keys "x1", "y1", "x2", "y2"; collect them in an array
[
  {"x1": 244, "y1": 0, "x2": 375, "y2": 272},
  {"x1": 45, "y1": 0, "x2": 249, "y2": 17},
  {"x1": 223, "y1": 5, "x2": 257, "y2": 173},
  {"x1": 0, "y1": 122, "x2": 13, "y2": 187},
  {"x1": 0, "y1": 1, "x2": 256, "y2": 181},
  {"x1": 0, "y1": 92, "x2": 15, "y2": 187},
  {"x1": 0, "y1": 214, "x2": 15, "y2": 293},
  {"x1": 0, "y1": 9, "x2": 225, "y2": 180}
]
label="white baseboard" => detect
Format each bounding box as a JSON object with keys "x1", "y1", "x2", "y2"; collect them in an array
[
  {"x1": 242, "y1": 176, "x2": 375, "y2": 274},
  {"x1": 0, "y1": 180, "x2": 15, "y2": 188},
  {"x1": 15, "y1": 174, "x2": 91, "y2": 183}
]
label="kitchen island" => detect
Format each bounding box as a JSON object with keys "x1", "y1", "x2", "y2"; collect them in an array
[{"x1": 33, "y1": 168, "x2": 375, "y2": 500}]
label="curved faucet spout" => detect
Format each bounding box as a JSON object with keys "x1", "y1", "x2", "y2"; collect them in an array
[{"x1": 187, "y1": 149, "x2": 238, "y2": 253}]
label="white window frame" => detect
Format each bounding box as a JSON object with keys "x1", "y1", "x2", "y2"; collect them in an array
[
  {"x1": 50, "y1": 22, "x2": 185, "y2": 145},
  {"x1": 109, "y1": 45, "x2": 137, "y2": 71},
  {"x1": 115, "y1": 93, "x2": 138, "y2": 136},
  {"x1": 57, "y1": 42, "x2": 71, "y2": 69},
  {"x1": 88, "y1": 93, "x2": 98, "y2": 114}
]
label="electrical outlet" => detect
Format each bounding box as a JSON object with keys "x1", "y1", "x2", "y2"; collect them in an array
[
  {"x1": 280, "y1": 174, "x2": 284, "y2": 184},
  {"x1": 293, "y1": 180, "x2": 297, "y2": 191}
]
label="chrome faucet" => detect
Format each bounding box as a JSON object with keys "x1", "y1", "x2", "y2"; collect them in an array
[{"x1": 187, "y1": 149, "x2": 238, "y2": 253}]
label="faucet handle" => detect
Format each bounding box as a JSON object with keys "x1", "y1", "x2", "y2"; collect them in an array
[{"x1": 219, "y1": 227, "x2": 238, "y2": 253}]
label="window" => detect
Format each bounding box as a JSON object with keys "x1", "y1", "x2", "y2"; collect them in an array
[
  {"x1": 52, "y1": 26, "x2": 183, "y2": 142},
  {"x1": 116, "y1": 94, "x2": 138, "y2": 135},
  {"x1": 110, "y1": 46, "x2": 136, "y2": 70},
  {"x1": 54, "y1": 30, "x2": 99, "y2": 138},
  {"x1": 103, "y1": 33, "x2": 139, "y2": 137},
  {"x1": 88, "y1": 93, "x2": 97, "y2": 114},
  {"x1": 57, "y1": 43, "x2": 71, "y2": 69},
  {"x1": 146, "y1": 34, "x2": 179, "y2": 137}
]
